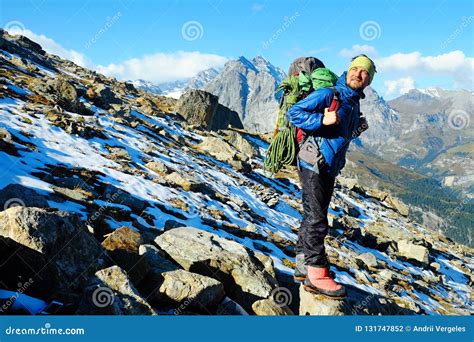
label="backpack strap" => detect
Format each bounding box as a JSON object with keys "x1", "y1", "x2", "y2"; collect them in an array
[{"x1": 327, "y1": 86, "x2": 340, "y2": 113}]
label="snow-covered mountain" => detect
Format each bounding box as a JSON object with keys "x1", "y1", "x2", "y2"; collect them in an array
[
  {"x1": 187, "y1": 67, "x2": 220, "y2": 89},
  {"x1": 359, "y1": 87, "x2": 473, "y2": 194},
  {"x1": 131, "y1": 79, "x2": 163, "y2": 95},
  {"x1": 204, "y1": 56, "x2": 286, "y2": 133},
  {"x1": 0, "y1": 29, "x2": 473, "y2": 316},
  {"x1": 133, "y1": 67, "x2": 221, "y2": 99},
  {"x1": 135, "y1": 56, "x2": 285, "y2": 132}
]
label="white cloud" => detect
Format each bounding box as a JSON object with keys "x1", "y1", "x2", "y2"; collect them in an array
[
  {"x1": 376, "y1": 50, "x2": 473, "y2": 89},
  {"x1": 384, "y1": 77, "x2": 416, "y2": 97},
  {"x1": 339, "y1": 44, "x2": 378, "y2": 58},
  {"x1": 5, "y1": 27, "x2": 91, "y2": 68},
  {"x1": 4, "y1": 27, "x2": 228, "y2": 84},
  {"x1": 96, "y1": 51, "x2": 228, "y2": 83}
]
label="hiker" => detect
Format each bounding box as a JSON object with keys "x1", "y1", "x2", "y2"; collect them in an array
[{"x1": 289, "y1": 55, "x2": 376, "y2": 298}]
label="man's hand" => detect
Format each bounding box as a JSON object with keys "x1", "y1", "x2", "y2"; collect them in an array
[{"x1": 322, "y1": 108, "x2": 341, "y2": 126}]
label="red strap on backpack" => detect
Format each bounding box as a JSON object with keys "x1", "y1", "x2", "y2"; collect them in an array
[{"x1": 296, "y1": 94, "x2": 340, "y2": 142}]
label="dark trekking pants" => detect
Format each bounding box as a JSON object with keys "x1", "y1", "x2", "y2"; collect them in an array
[{"x1": 296, "y1": 166, "x2": 336, "y2": 267}]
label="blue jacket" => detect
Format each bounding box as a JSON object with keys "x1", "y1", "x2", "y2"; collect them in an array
[{"x1": 287, "y1": 72, "x2": 364, "y2": 177}]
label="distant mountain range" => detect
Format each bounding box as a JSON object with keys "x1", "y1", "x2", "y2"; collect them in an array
[
  {"x1": 132, "y1": 67, "x2": 221, "y2": 99},
  {"x1": 133, "y1": 56, "x2": 285, "y2": 132},
  {"x1": 359, "y1": 87, "x2": 473, "y2": 194}
]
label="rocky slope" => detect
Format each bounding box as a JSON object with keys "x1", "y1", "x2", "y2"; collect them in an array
[{"x1": 0, "y1": 29, "x2": 473, "y2": 316}]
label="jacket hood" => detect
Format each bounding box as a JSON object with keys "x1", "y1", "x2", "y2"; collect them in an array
[{"x1": 335, "y1": 72, "x2": 365, "y2": 102}]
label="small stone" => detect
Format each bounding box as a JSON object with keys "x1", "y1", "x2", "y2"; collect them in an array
[
  {"x1": 252, "y1": 298, "x2": 293, "y2": 315},
  {"x1": 145, "y1": 160, "x2": 169, "y2": 175},
  {"x1": 356, "y1": 252, "x2": 378, "y2": 268}
]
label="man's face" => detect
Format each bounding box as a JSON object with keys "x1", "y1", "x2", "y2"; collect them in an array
[{"x1": 346, "y1": 66, "x2": 370, "y2": 90}]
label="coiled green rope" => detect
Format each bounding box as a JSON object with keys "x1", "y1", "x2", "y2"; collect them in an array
[{"x1": 264, "y1": 125, "x2": 297, "y2": 174}]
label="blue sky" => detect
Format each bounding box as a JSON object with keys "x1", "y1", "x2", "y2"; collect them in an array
[{"x1": 1, "y1": 0, "x2": 473, "y2": 99}]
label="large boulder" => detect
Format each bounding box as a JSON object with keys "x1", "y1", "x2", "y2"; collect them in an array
[
  {"x1": 196, "y1": 136, "x2": 238, "y2": 162},
  {"x1": 76, "y1": 266, "x2": 157, "y2": 315},
  {"x1": 138, "y1": 244, "x2": 177, "y2": 273},
  {"x1": 0, "y1": 207, "x2": 103, "y2": 298},
  {"x1": 85, "y1": 83, "x2": 121, "y2": 110},
  {"x1": 155, "y1": 227, "x2": 278, "y2": 310},
  {"x1": 0, "y1": 29, "x2": 52, "y2": 69},
  {"x1": 360, "y1": 220, "x2": 416, "y2": 250},
  {"x1": 144, "y1": 269, "x2": 225, "y2": 309},
  {"x1": 397, "y1": 239, "x2": 429, "y2": 265},
  {"x1": 0, "y1": 184, "x2": 50, "y2": 209},
  {"x1": 222, "y1": 130, "x2": 257, "y2": 159},
  {"x1": 101, "y1": 227, "x2": 150, "y2": 285},
  {"x1": 355, "y1": 186, "x2": 409, "y2": 217},
  {"x1": 31, "y1": 77, "x2": 91, "y2": 115},
  {"x1": 210, "y1": 104, "x2": 244, "y2": 131},
  {"x1": 299, "y1": 286, "x2": 348, "y2": 315},
  {"x1": 298, "y1": 284, "x2": 411, "y2": 316},
  {"x1": 175, "y1": 89, "x2": 218, "y2": 129},
  {"x1": 384, "y1": 195, "x2": 410, "y2": 217}
]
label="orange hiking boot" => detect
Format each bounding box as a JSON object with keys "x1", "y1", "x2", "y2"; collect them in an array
[{"x1": 303, "y1": 266, "x2": 346, "y2": 299}]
